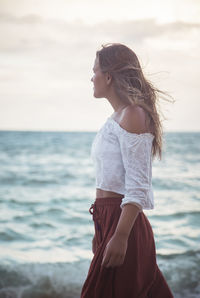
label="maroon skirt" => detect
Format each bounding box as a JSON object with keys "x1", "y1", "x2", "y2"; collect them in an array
[{"x1": 81, "y1": 197, "x2": 173, "y2": 298}]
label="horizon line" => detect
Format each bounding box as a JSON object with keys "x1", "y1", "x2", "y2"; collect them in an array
[{"x1": 0, "y1": 129, "x2": 199, "y2": 133}]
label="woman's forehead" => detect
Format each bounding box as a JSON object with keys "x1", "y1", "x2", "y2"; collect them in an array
[{"x1": 93, "y1": 57, "x2": 100, "y2": 70}]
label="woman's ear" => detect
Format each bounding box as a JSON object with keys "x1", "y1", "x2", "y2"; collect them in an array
[{"x1": 106, "y1": 72, "x2": 112, "y2": 85}]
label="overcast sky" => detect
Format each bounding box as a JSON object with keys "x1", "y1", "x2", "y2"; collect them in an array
[{"x1": 0, "y1": 0, "x2": 200, "y2": 131}]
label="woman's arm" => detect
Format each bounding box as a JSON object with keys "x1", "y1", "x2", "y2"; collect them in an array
[
  {"x1": 101, "y1": 203, "x2": 140, "y2": 267},
  {"x1": 102, "y1": 105, "x2": 151, "y2": 268}
]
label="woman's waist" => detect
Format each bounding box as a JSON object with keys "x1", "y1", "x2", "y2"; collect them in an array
[{"x1": 96, "y1": 188, "x2": 124, "y2": 200}]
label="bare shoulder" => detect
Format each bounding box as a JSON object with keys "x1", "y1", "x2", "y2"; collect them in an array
[{"x1": 120, "y1": 104, "x2": 150, "y2": 134}]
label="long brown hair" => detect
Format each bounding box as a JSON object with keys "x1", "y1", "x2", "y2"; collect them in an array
[{"x1": 96, "y1": 43, "x2": 174, "y2": 160}]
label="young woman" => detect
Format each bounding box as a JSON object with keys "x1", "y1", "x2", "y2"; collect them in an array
[{"x1": 81, "y1": 43, "x2": 173, "y2": 298}]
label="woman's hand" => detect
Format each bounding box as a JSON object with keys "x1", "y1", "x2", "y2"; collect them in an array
[{"x1": 101, "y1": 233, "x2": 128, "y2": 268}]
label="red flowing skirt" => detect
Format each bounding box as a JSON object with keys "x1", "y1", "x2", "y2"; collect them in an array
[{"x1": 81, "y1": 197, "x2": 173, "y2": 298}]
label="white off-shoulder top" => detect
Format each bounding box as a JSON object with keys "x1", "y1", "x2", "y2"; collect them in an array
[{"x1": 90, "y1": 117, "x2": 155, "y2": 211}]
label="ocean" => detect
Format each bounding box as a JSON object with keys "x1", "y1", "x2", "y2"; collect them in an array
[{"x1": 0, "y1": 130, "x2": 199, "y2": 298}]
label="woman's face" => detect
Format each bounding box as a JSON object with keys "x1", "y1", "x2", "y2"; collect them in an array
[{"x1": 91, "y1": 57, "x2": 109, "y2": 98}]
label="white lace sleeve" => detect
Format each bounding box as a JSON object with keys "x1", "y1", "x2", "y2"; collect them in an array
[{"x1": 117, "y1": 130, "x2": 154, "y2": 211}]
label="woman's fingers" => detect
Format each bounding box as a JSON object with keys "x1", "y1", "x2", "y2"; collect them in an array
[
  {"x1": 105, "y1": 255, "x2": 124, "y2": 268},
  {"x1": 102, "y1": 250, "x2": 124, "y2": 268}
]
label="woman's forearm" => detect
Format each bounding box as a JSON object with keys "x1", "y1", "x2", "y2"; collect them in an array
[
  {"x1": 101, "y1": 203, "x2": 140, "y2": 267},
  {"x1": 114, "y1": 203, "x2": 140, "y2": 240}
]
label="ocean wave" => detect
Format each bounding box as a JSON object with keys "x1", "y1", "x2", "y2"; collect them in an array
[
  {"x1": 157, "y1": 249, "x2": 200, "y2": 297},
  {"x1": 157, "y1": 248, "x2": 200, "y2": 260},
  {"x1": 153, "y1": 178, "x2": 200, "y2": 191},
  {"x1": 0, "y1": 261, "x2": 87, "y2": 298},
  {"x1": 152, "y1": 210, "x2": 200, "y2": 220},
  {"x1": 0, "y1": 229, "x2": 34, "y2": 242},
  {"x1": 0, "y1": 173, "x2": 76, "y2": 187},
  {"x1": 0, "y1": 257, "x2": 200, "y2": 298}
]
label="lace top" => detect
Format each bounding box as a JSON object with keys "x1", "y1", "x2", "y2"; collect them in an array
[{"x1": 90, "y1": 117, "x2": 155, "y2": 210}]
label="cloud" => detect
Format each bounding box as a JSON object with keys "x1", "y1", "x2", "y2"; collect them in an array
[
  {"x1": 1, "y1": 13, "x2": 199, "y2": 87},
  {"x1": 0, "y1": 13, "x2": 43, "y2": 24},
  {"x1": 0, "y1": 13, "x2": 200, "y2": 53},
  {"x1": 0, "y1": 0, "x2": 200, "y2": 24},
  {"x1": 0, "y1": 12, "x2": 199, "y2": 131}
]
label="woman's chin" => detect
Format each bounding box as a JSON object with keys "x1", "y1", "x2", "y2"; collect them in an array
[
  {"x1": 93, "y1": 91, "x2": 99, "y2": 98},
  {"x1": 93, "y1": 92, "x2": 102, "y2": 98}
]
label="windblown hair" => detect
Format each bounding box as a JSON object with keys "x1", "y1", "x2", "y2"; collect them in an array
[{"x1": 96, "y1": 43, "x2": 174, "y2": 160}]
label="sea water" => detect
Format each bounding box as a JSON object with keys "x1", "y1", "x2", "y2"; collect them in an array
[{"x1": 0, "y1": 130, "x2": 199, "y2": 298}]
